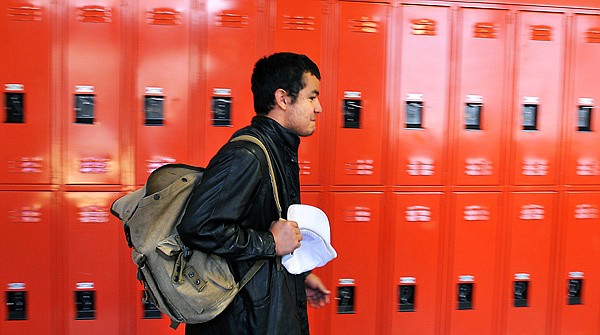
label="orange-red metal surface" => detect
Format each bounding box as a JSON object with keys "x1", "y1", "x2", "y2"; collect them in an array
[
  {"x1": 202, "y1": 0, "x2": 258, "y2": 165},
  {"x1": 135, "y1": 0, "x2": 191, "y2": 185},
  {"x1": 272, "y1": 0, "x2": 325, "y2": 186},
  {"x1": 333, "y1": 2, "x2": 388, "y2": 186},
  {"x1": 328, "y1": 192, "x2": 383, "y2": 334},
  {"x1": 394, "y1": 4, "x2": 450, "y2": 187},
  {"x1": 564, "y1": 14, "x2": 600, "y2": 186},
  {"x1": 503, "y1": 192, "x2": 556, "y2": 334},
  {"x1": 511, "y1": 11, "x2": 564, "y2": 186},
  {"x1": 64, "y1": 0, "x2": 122, "y2": 185},
  {"x1": 0, "y1": 1, "x2": 52, "y2": 184},
  {"x1": 556, "y1": 192, "x2": 600, "y2": 334},
  {"x1": 64, "y1": 191, "x2": 122, "y2": 335},
  {"x1": 389, "y1": 192, "x2": 444, "y2": 335},
  {"x1": 453, "y1": 7, "x2": 510, "y2": 186},
  {"x1": 448, "y1": 192, "x2": 502, "y2": 334},
  {"x1": 0, "y1": 191, "x2": 54, "y2": 334}
]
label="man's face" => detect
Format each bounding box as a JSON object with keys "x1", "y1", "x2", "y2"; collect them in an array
[{"x1": 283, "y1": 73, "x2": 321, "y2": 137}]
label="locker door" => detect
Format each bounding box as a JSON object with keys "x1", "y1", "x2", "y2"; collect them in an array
[
  {"x1": 503, "y1": 192, "x2": 555, "y2": 334},
  {"x1": 0, "y1": 191, "x2": 54, "y2": 334},
  {"x1": 65, "y1": 0, "x2": 122, "y2": 185},
  {"x1": 512, "y1": 11, "x2": 565, "y2": 186},
  {"x1": 333, "y1": 2, "x2": 388, "y2": 186},
  {"x1": 329, "y1": 192, "x2": 383, "y2": 335},
  {"x1": 556, "y1": 192, "x2": 600, "y2": 334},
  {"x1": 394, "y1": 5, "x2": 451, "y2": 186},
  {"x1": 448, "y1": 192, "x2": 502, "y2": 335},
  {"x1": 135, "y1": 0, "x2": 191, "y2": 185},
  {"x1": 453, "y1": 8, "x2": 510, "y2": 186},
  {"x1": 0, "y1": 2, "x2": 52, "y2": 184},
  {"x1": 564, "y1": 14, "x2": 600, "y2": 185},
  {"x1": 390, "y1": 193, "x2": 444, "y2": 335},
  {"x1": 203, "y1": 0, "x2": 258, "y2": 164},
  {"x1": 273, "y1": 0, "x2": 324, "y2": 186},
  {"x1": 64, "y1": 191, "x2": 122, "y2": 335}
]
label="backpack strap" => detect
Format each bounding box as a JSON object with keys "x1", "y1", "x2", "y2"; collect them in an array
[{"x1": 230, "y1": 134, "x2": 284, "y2": 284}]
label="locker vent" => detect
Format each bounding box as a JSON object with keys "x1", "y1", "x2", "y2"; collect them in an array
[
  {"x1": 463, "y1": 205, "x2": 490, "y2": 221},
  {"x1": 282, "y1": 15, "x2": 315, "y2": 31},
  {"x1": 147, "y1": 7, "x2": 181, "y2": 25},
  {"x1": 8, "y1": 206, "x2": 42, "y2": 223},
  {"x1": 586, "y1": 27, "x2": 600, "y2": 43},
  {"x1": 349, "y1": 16, "x2": 379, "y2": 34},
  {"x1": 344, "y1": 159, "x2": 374, "y2": 175},
  {"x1": 146, "y1": 157, "x2": 176, "y2": 173},
  {"x1": 299, "y1": 160, "x2": 312, "y2": 176},
  {"x1": 531, "y1": 25, "x2": 552, "y2": 41},
  {"x1": 7, "y1": 157, "x2": 43, "y2": 174},
  {"x1": 7, "y1": 4, "x2": 41, "y2": 21},
  {"x1": 474, "y1": 22, "x2": 497, "y2": 38},
  {"x1": 411, "y1": 18, "x2": 436, "y2": 36},
  {"x1": 405, "y1": 206, "x2": 431, "y2": 222},
  {"x1": 576, "y1": 159, "x2": 600, "y2": 176},
  {"x1": 520, "y1": 204, "x2": 544, "y2": 220},
  {"x1": 344, "y1": 207, "x2": 372, "y2": 222},
  {"x1": 77, "y1": 5, "x2": 112, "y2": 23},
  {"x1": 216, "y1": 12, "x2": 249, "y2": 28},
  {"x1": 79, "y1": 157, "x2": 109, "y2": 174},
  {"x1": 574, "y1": 204, "x2": 599, "y2": 220},
  {"x1": 78, "y1": 205, "x2": 109, "y2": 223}
]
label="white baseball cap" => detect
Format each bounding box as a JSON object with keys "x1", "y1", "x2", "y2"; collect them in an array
[{"x1": 282, "y1": 204, "x2": 337, "y2": 274}]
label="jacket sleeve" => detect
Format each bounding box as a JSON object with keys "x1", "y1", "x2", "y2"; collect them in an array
[{"x1": 177, "y1": 145, "x2": 277, "y2": 261}]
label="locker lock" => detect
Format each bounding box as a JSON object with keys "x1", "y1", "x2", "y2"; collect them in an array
[
  {"x1": 405, "y1": 101, "x2": 423, "y2": 129},
  {"x1": 6, "y1": 291, "x2": 27, "y2": 320},
  {"x1": 568, "y1": 279, "x2": 583, "y2": 305},
  {"x1": 75, "y1": 290, "x2": 96, "y2": 320},
  {"x1": 465, "y1": 103, "x2": 482, "y2": 130},
  {"x1": 5, "y1": 92, "x2": 24, "y2": 123},
  {"x1": 343, "y1": 99, "x2": 361, "y2": 129},
  {"x1": 144, "y1": 95, "x2": 164, "y2": 126},
  {"x1": 212, "y1": 97, "x2": 232, "y2": 126},
  {"x1": 398, "y1": 284, "x2": 415, "y2": 312},
  {"x1": 74, "y1": 94, "x2": 95, "y2": 124},
  {"x1": 577, "y1": 105, "x2": 593, "y2": 132},
  {"x1": 336, "y1": 285, "x2": 355, "y2": 314},
  {"x1": 522, "y1": 102, "x2": 538, "y2": 131},
  {"x1": 457, "y1": 283, "x2": 473, "y2": 310},
  {"x1": 513, "y1": 281, "x2": 529, "y2": 307}
]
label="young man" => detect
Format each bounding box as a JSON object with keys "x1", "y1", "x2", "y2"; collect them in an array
[{"x1": 178, "y1": 52, "x2": 330, "y2": 334}]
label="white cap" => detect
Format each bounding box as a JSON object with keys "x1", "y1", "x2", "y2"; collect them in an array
[{"x1": 282, "y1": 204, "x2": 337, "y2": 274}]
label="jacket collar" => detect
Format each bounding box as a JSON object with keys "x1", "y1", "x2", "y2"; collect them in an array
[{"x1": 251, "y1": 115, "x2": 301, "y2": 153}]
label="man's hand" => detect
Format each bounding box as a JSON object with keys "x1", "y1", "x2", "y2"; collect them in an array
[
  {"x1": 305, "y1": 273, "x2": 330, "y2": 308},
  {"x1": 269, "y1": 218, "x2": 302, "y2": 256}
]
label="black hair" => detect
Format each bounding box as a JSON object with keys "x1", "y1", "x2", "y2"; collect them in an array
[{"x1": 251, "y1": 52, "x2": 321, "y2": 115}]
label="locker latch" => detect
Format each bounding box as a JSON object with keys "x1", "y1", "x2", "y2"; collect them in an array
[
  {"x1": 513, "y1": 281, "x2": 529, "y2": 307},
  {"x1": 343, "y1": 99, "x2": 361, "y2": 129},
  {"x1": 144, "y1": 95, "x2": 164, "y2": 126},
  {"x1": 337, "y1": 285, "x2": 355, "y2": 314},
  {"x1": 398, "y1": 284, "x2": 416, "y2": 312},
  {"x1": 465, "y1": 103, "x2": 482, "y2": 130},
  {"x1": 75, "y1": 290, "x2": 96, "y2": 320},
  {"x1": 522, "y1": 97, "x2": 539, "y2": 131},
  {"x1": 143, "y1": 296, "x2": 162, "y2": 319},
  {"x1": 212, "y1": 97, "x2": 232, "y2": 126},
  {"x1": 6, "y1": 291, "x2": 27, "y2": 320},
  {"x1": 74, "y1": 94, "x2": 95, "y2": 124},
  {"x1": 5, "y1": 92, "x2": 24, "y2": 123},
  {"x1": 577, "y1": 105, "x2": 593, "y2": 132},
  {"x1": 568, "y1": 279, "x2": 582, "y2": 305},
  {"x1": 457, "y1": 283, "x2": 473, "y2": 310},
  {"x1": 405, "y1": 101, "x2": 423, "y2": 129}
]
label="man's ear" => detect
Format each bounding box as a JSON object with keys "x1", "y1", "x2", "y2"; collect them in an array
[{"x1": 275, "y1": 88, "x2": 287, "y2": 110}]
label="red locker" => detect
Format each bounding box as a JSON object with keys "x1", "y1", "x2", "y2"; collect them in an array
[
  {"x1": 202, "y1": 0, "x2": 259, "y2": 164},
  {"x1": 0, "y1": 1, "x2": 52, "y2": 184},
  {"x1": 64, "y1": 191, "x2": 122, "y2": 335},
  {"x1": 448, "y1": 192, "x2": 502, "y2": 335},
  {"x1": 333, "y1": 2, "x2": 388, "y2": 186},
  {"x1": 564, "y1": 14, "x2": 600, "y2": 186},
  {"x1": 0, "y1": 191, "x2": 54, "y2": 334},
  {"x1": 135, "y1": 0, "x2": 192, "y2": 185},
  {"x1": 394, "y1": 5, "x2": 451, "y2": 186},
  {"x1": 328, "y1": 192, "x2": 383, "y2": 335},
  {"x1": 272, "y1": 0, "x2": 325, "y2": 186},
  {"x1": 556, "y1": 192, "x2": 600, "y2": 334},
  {"x1": 64, "y1": 0, "x2": 122, "y2": 185},
  {"x1": 389, "y1": 193, "x2": 444, "y2": 335},
  {"x1": 453, "y1": 8, "x2": 510, "y2": 186},
  {"x1": 511, "y1": 11, "x2": 565, "y2": 186},
  {"x1": 503, "y1": 192, "x2": 556, "y2": 334}
]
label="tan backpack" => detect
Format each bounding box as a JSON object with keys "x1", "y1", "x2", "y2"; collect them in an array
[{"x1": 110, "y1": 135, "x2": 281, "y2": 329}]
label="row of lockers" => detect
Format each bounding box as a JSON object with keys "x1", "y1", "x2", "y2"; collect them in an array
[
  {"x1": 2, "y1": 0, "x2": 600, "y2": 188},
  {"x1": 1, "y1": 189, "x2": 600, "y2": 334}
]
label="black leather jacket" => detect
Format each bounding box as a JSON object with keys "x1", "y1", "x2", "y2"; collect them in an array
[{"x1": 178, "y1": 115, "x2": 309, "y2": 335}]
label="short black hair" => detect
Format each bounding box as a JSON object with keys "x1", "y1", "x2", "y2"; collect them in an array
[{"x1": 251, "y1": 52, "x2": 321, "y2": 115}]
